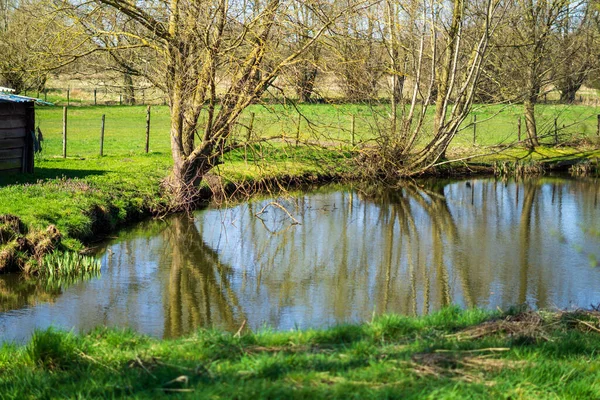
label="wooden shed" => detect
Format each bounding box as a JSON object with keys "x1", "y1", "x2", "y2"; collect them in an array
[{"x1": 0, "y1": 93, "x2": 35, "y2": 174}]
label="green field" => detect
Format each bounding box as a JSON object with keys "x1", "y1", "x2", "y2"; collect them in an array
[
  {"x1": 2, "y1": 307, "x2": 600, "y2": 398},
  {"x1": 33, "y1": 103, "x2": 600, "y2": 158}
]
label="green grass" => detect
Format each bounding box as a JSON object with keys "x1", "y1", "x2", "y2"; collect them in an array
[
  {"x1": 0, "y1": 154, "x2": 172, "y2": 250},
  {"x1": 2, "y1": 307, "x2": 600, "y2": 398},
  {"x1": 33, "y1": 103, "x2": 600, "y2": 156},
  {"x1": 456, "y1": 103, "x2": 600, "y2": 147}
]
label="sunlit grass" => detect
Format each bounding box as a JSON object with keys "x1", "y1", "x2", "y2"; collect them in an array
[
  {"x1": 34, "y1": 103, "x2": 600, "y2": 158},
  {"x1": 36, "y1": 251, "x2": 101, "y2": 279}
]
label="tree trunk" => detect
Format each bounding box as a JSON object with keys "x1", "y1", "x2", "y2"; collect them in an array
[
  {"x1": 523, "y1": 99, "x2": 539, "y2": 148},
  {"x1": 558, "y1": 79, "x2": 581, "y2": 104},
  {"x1": 296, "y1": 64, "x2": 317, "y2": 103},
  {"x1": 165, "y1": 99, "x2": 209, "y2": 207},
  {"x1": 433, "y1": 0, "x2": 463, "y2": 134},
  {"x1": 123, "y1": 72, "x2": 136, "y2": 105}
]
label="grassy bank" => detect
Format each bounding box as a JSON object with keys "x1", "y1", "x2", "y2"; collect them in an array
[
  {"x1": 0, "y1": 145, "x2": 352, "y2": 273},
  {"x1": 2, "y1": 307, "x2": 600, "y2": 398}
]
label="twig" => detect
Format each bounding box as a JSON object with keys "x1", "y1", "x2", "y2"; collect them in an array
[
  {"x1": 255, "y1": 201, "x2": 301, "y2": 225},
  {"x1": 434, "y1": 348, "x2": 510, "y2": 353},
  {"x1": 78, "y1": 351, "x2": 119, "y2": 373},
  {"x1": 234, "y1": 320, "x2": 247, "y2": 338},
  {"x1": 162, "y1": 375, "x2": 189, "y2": 387},
  {"x1": 576, "y1": 320, "x2": 600, "y2": 333},
  {"x1": 133, "y1": 356, "x2": 157, "y2": 379}
]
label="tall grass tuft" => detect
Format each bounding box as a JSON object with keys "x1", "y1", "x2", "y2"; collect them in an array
[
  {"x1": 493, "y1": 160, "x2": 545, "y2": 178},
  {"x1": 26, "y1": 328, "x2": 79, "y2": 370}
]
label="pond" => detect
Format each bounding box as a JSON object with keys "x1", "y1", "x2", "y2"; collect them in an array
[{"x1": 1, "y1": 177, "x2": 599, "y2": 342}]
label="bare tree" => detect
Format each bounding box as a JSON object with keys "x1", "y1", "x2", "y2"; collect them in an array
[
  {"x1": 59, "y1": 0, "x2": 351, "y2": 207},
  {"x1": 553, "y1": 0, "x2": 598, "y2": 103},
  {"x1": 368, "y1": 0, "x2": 504, "y2": 176},
  {"x1": 0, "y1": 0, "x2": 54, "y2": 92},
  {"x1": 492, "y1": 0, "x2": 572, "y2": 147},
  {"x1": 286, "y1": 2, "x2": 324, "y2": 102},
  {"x1": 329, "y1": 0, "x2": 383, "y2": 101}
]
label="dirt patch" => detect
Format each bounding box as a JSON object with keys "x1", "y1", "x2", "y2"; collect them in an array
[
  {"x1": 0, "y1": 214, "x2": 27, "y2": 245},
  {"x1": 0, "y1": 215, "x2": 62, "y2": 274},
  {"x1": 410, "y1": 350, "x2": 528, "y2": 385},
  {"x1": 449, "y1": 311, "x2": 548, "y2": 342}
]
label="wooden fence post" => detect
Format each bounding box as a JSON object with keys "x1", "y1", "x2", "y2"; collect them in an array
[
  {"x1": 62, "y1": 107, "x2": 67, "y2": 158},
  {"x1": 351, "y1": 114, "x2": 356, "y2": 146},
  {"x1": 94, "y1": 89, "x2": 97, "y2": 105},
  {"x1": 44, "y1": 90, "x2": 47, "y2": 102},
  {"x1": 472, "y1": 114, "x2": 477, "y2": 145},
  {"x1": 296, "y1": 113, "x2": 301, "y2": 147},
  {"x1": 554, "y1": 117, "x2": 558, "y2": 144},
  {"x1": 597, "y1": 115, "x2": 600, "y2": 137},
  {"x1": 245, "y1": 112, "x2": 255, "y2": 162},
  {"x1": 100, "y1": 114, "x2": 105, "y2": 156},
  {"x1": 67, "y1": 89, "x2": 70, "y2": 107},
  {"x1": 518, "y1": 117, "x2": 521, "y2": 142},
  {"x1": 145, "y1": 105, "x2": 151, "y2": 153},
  {"x1": 247, "y1": 112, "x2": 255, "y2": 141},
  {"x1": 119, "y1": 94, "x2": 122, "y2": 106}
]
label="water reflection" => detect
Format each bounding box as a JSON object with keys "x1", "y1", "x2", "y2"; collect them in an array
[
  {"x1": 0, "y1": 275, "x2": 61, "y2": 312},
  {"x1": 0, "y1": 177, "x2": 599, "y2": 342},
  {"x1": 159, "y1": 216, "x2": 245, "y2": 337}
]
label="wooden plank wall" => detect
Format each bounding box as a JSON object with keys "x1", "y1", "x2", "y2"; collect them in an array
[{"x1": 0, "y1": 102, "x2": 28, "y2": 173}]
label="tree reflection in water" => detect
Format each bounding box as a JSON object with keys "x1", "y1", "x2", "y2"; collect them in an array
[{"x1": 158, "y1": 216, "x2": 246, "y2": 338}]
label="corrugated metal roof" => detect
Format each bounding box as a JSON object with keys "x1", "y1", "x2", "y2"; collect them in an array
[
  {"x1": 0, "y1": 93, "x2": 53, "y2": 105},
  {"x1": 0, "y1": 93, "x2": 35, "y2": 103}
]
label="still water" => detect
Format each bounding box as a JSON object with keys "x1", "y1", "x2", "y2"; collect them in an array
[{"x1": 1, "y1": 177, "x2": 599, "y2": 342}]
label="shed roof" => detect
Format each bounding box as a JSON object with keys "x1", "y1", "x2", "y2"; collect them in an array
[
  {"x1": 0, "y1": 93, "x2": 52, "y2": 105},
  {"x1": 0, "y1": 93, "x2": 36, "y2": 103}
]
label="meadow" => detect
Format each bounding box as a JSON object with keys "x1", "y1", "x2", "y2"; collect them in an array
[
  {"x1": 1, "y1": 104, "x2": 599, "y2": 396},
  {"x1": 32, "y1": 102, "x2": 600, "y2": 157}
]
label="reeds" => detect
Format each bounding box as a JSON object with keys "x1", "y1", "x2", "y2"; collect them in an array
[
  {"x1": 493, "y1": 160, "x2": 545, "y2": 178},
  {"x1": 35, "y1": 251, "x2": 101, "y2": 280},
  {"x1": 570, "y1": 160, "x2": 599, "y2": 177}
]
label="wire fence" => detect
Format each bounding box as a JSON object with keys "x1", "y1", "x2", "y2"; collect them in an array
[{"x1": 25, "y1": 86, "x2": 167, "y2": 106}]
